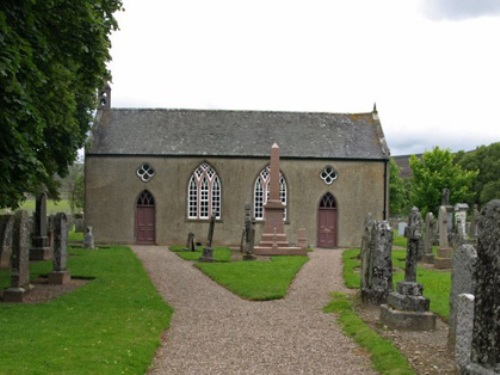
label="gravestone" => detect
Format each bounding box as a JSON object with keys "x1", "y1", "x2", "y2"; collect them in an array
[
  {"x1": 455, "y1": 293, "x2": 475, "y2": 372},
  {"x1": 361, "y1": 220, "x2": 393, "y2": 305},
  {"x1": 360, "y1": 213, "x2": 374, "y2": 291},
  {"x1": 435, "y1": 204, "x2": 453, "y2": 269},
  {"x1": 30, "y1": 192, "x2": 51, "y2": 260},
  {"x1": 398, "y1": 222, "x2": 407, "y2": 236},
  {"x1": 455, "y1": 203, "x2": 469, "y2": 238},
  {"x1": 0, "y1": 215, "x2": 14, "y2": 268},
  {"x1": 380, "y1": 207, "x2": 436, "y2": 330},
  {"x1": 422, "y1": 212, "x2": 435, "y2": 264},
  {"x1": 242, "y1": 203, "x2": 256, "y2": 260},
  {"x1": 448, "y1": 244, "x2": 477, "y2": 350},
  {"x1": 83, "y1": 226, "x2": 95, "y2": 249},
  {"x1": 468, "y1": 204, "x2": 479, "y2": 239},
  {"x1": 47, "y1": 214, "x2": 55, "y2": 258},
  {"x1": 49, "y1": 213, "x2": 71, "y2": 284},
  {"x1": 199, "y1": 214, "x2": 216, "y2": 262},
  {"x1": 3, "y1": 211, "x2": 32, "y2": 302},
  {"x1": 183, "y1": 231, "x2": 196, "y2": 252},
  {"x1": 74, "y1": 214, "x2": 84, "y2": 233},
  {"x1": 463, "y1": 200, "x2": 500, "y2": 375}
]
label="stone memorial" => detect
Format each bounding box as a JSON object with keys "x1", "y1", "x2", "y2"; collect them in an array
[
  {"x1": 30, "y1": 192, "x2": 51, "y2": 260},
  {"x1": 422, "y1": 212, "x2": 435, "y2": 264},
  {"x1": 74, "y1": 214, "x2": 84, "y2": 233},
  {"x1": 455, "y1": 203, "x2": 469, "y2": 238},
  {"x1": 463, "y1": 200, "x2": 500, "y2": 375},
  {"x1": 47, "y1": 214, "x2": 55, "y2": 257},
  {"x1": 3, "y1": 211, "x2": 33, "y2": 302},
  {"x1": 398, "y1": 222, "x2": 407, "y2": 237},
  {"x1": 183, "y1": 231, "x2": 196, "y2": 252},
  {"x1": 361, "y1": 220, "x2": 393, "y2": 305},
  {"x1": 254, "y1": 144, "x2": 305, "y2": 256},
  {"x1": 380, "y1": 207, "x2": 436, "y2": 330},
  {"x1": 468, "y1": 204, "x2": 479, "y2": 239},
  {"x1": 0, "y1": 215, "x2": 14, "y2": 268},
  {"x1": 435, "y1": 204, "x2": 453, "y2": 269},
  {"x1": 360, "y1": 213, "x2": 374, "y2": 291},
  {"x1": 83, "y1": 226, "x2": 95, "y2": 249},
  {"x1": 242, "y1": 203, "x2": 256, "y2": 260},
  {"x1": 199, "y1": 214, "x2": 216, "y2": 262},
  {"x1": 448, "y1": 244, "x2": 477, "y2": 350},
  {"x1": 455, "y1": 293, "x2": 475, "y2": 372},
  {"x1": 49, "y1": 213, "x2": 71, "y2": 285}
]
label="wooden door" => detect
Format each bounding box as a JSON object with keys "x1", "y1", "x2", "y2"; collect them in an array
[
  {"x1": 136, "y1": 190, "x2": 155, "y2": 244},
  {"x1": 317, "y1": 193, "x2": 337, "y2": 248}
]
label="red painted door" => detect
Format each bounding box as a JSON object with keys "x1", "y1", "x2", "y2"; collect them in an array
[
  {"x1": 318, "y1": 193, "x2": 337, "y2": 248},
  {"x1": 136, "y1": 190, "x2": 155, "y2": 244}
]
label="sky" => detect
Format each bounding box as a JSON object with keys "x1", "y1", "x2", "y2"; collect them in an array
[{"x1": 107, "y1": 0, "x2": 500, "y2": 156}]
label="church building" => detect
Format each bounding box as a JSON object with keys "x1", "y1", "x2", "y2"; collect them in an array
[{"x1": 85, "y1": 89, "x2": 390, "y2": 248}]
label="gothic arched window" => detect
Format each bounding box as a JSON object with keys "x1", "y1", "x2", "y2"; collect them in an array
[
  {"x1": 253, "y1": 166, "x2": 287, "y2": 221},
  {"x1": 188, "y1": 162, "x2": 222, "y2": 220}
]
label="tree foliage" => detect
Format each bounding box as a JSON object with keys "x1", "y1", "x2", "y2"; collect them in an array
[
  {"x1": 409, "y1": 147, "x2": 478, "y2": 215},
  {"x1": 455, "y1": 142, "x2": 500, "y2": 205},
  {"x1": 0, "y1": 0, "x2": 122, "y2": 208},
  {"x1": 389, "y1": 158, "x2": 410, "y2": 216}
]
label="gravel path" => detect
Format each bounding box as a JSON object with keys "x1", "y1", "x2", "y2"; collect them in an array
[{"x1": 131, "y1": 246, "x2": 378, "y2": 375}]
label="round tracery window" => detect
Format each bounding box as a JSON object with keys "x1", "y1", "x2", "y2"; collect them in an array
[
  {"x1": 137, "y1": 163, "x2": 155, "y2": 182},
  {"x1": 320, "y1": 166, "x2": 338, "y2": 185}
]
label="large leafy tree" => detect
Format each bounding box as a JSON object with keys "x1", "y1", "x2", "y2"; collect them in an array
[
  {"x1": 409, "y1": 147, "x2": 478, "y2": 215},
  {"x1": 0, "y1": 0, "x2": 122, "y2": 208},
  {"x1": 389, "y1": 158, "x2": 411, "y2": 216},
  {"x1": 455, "y1": 142, "x2": 500, "y2": 205}
]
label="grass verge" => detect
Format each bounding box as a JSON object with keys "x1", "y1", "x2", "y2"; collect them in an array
[
  {"x1": 0, "y1": 246, "x2": 173, "y2": 375},
  {"x1": 169, "y1": 245, "x2": 232, "y2": 261},
  {"x1": 323, "y1": 292, "x2": 415, "y2": 375}
]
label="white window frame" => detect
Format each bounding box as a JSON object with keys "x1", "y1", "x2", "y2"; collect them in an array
[
  {"x1": 187, "y1": 162, "x2": 222, "y2": 220},
  {"x1": 253, "y1": 166, "x2": 287, "y2": 221}
]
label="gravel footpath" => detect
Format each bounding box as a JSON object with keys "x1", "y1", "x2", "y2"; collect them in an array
[{"x1": 131, "y1": 246, "x2": 378, "y2": 375}]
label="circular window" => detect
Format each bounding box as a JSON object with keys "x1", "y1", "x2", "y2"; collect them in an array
[
  {"x1": 137, "y1": 163, "x2": 155, "y2": 182},
  {"x1": 320, "y1": 166, "x2": 338, "y2": 185}
]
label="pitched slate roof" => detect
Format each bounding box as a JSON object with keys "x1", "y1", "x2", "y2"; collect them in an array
[{"x1": 87, "y1": 108, "x2": 390, "y2": 160}]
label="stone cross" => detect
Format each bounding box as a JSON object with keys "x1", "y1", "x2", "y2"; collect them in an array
[
  {"x1": 0, "y1": 214, "x2": 14, "y2": 268},
  {"x1": 463, "y1": 200, "x2": 500, "y2": 374},
  {"x1": 404, "y1": 207, "x2": 422, "y2": 283},
  {"x1": 49, "y1": 213, "x2": 71, "y2": 284},
  {"x1": 3, "y1": 211, "x2": 32, "y2": 302},
  {"x1": 438, "y1": 205, "x2": 449, "y2": 248},
  {"x1": 448, "y1": 244, "x2": 477, "y2": 351},
  {"x1": 361, "y1": 220, "x2": 393, "y2": 305}
]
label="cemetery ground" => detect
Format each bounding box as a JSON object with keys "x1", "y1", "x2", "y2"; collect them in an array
[{"x1": 0, "y1": 234, "x2": 457, "y2": 375}]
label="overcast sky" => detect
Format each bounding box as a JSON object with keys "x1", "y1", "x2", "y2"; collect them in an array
[{"x1": 108, "y1": 0, "x2": 500, "y2": 156}]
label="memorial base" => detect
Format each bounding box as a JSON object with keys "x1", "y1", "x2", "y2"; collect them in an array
[
  {"x1": 463, "y1": 363, "x2": 500, "y2": 375},
  {"x1": 3, "y1": 287, "x2": 30, "y2": 303},
  {"x1": 199, "y1": 247, "x2": 214, "y2": 262},
  {"x1": 48, "y1": 271, "x2": 71, "y2": 285},
  {"x1": 380, "y1": 304, "x2": 436, "y2": 331},
  {"x1": 30, "y1": 247, "x2": 51, "y2": 261},
  {"x1": 253, "y1": 246, "x2": 306, "y2": 256},
  {"x1": 434, "y1": 257, "x2": 452, "y2": 269},
  {"x1": 422, "y1": 253, "x2": 435, "y2": 264},
  {"x1": 361, "y1": 288, "x2": 389, "y2": 305}
]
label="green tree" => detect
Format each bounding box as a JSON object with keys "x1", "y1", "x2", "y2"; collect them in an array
[
  {"x1": 409, "y1": 147, "x2": 478, "y2": 215},
  {"x1": 0, "y1": 1, "x2": 122, "y2": 209},
  {"x1": 389, "y1": 158, "x2": 410, "y2": 216},
  {"x1": 455, "y1": 142, "x2": 500, "y2": 205}
]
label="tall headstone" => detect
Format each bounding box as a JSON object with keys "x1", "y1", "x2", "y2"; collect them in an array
[
  {"x1": 435, "y1": 204, "x2": 453, "y2": 269},
  {"x1": 254, "y1": 143, "x2": 305, "y2": 255},
  {"x1": 455, "y1": 203, "x2": 469, "y2": 238},
  {"x1": 30, "y1": 192, "x2": 50, "y2": 260},
  {"x1": 242, "y1": 202, "x2": 256, "y2": 260},
  {"x1": 48, "y1": 213, "x2": 71, "y2": 284},
  {"x1": 468, "y1": 204, "x2": 479, "y2": 239},
  {"x1": 3, "y1": 211, "x2": 32, "y2": 302},
  {"x1": 199, "y1": 214, "x2": 216, "y2": 262},
  {"x1": 422, "y1": 212, "x2": 435, "y2": 264},
  {"x1": 183, "y1": 231, "x2": 196, "y2": 252},
  {"x1": 448, "y1": 244, "x2": 477, "y2": 350},
  {"x1": 360, "y1": 213, "x2": 374, "y2": 290},
  {"x1": 380, "y1": 207, "x2": 436, "y2": 330},
  {"x1": 0, "y1": 215, "x2": 14, "y2": 268},
  {"x1": 455, "y1": 293, "x2": 475, "y2": 372},
  {"x1": 463, "y1": 200, "x2": 500, "y2": 375},
  {"x1": 361, "y1": 220, "x2": 393, "y2": 305}
]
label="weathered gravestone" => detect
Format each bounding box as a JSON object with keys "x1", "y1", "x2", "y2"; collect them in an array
[
  {"x1": 361, "y1": 220, "x2": 393, "y2": 305},
  {"x1": 468, "y1": 204, "x2": 479, "y2": 239},
  {"x1": 183, "y1": 231, "x2": 196, "y2": 252},
  {"x1": 47, "y1": 214, "x2": 55, "y2": 258},
  {"x1": 380, "y1": 207, "x2": 436, "y2": 330},
  {"x1": 242, "y1": 203, "x2": 256, "y2": 260},
  {"x1": 360, "y1": 213, "x2": 374, "y2": 291},
  {"x1": 30, "y1": 192, "x2": 51, "y2": 260},
  {"x1": 422, "y1": 212, "x2": 435, "y2": 264},
  {"x1": 455, "y1": 203, "x2": 469, "y2": 238},
  {"x1": 463, "y1": 200, "x2": 500, "y2": 375},
  {"x1": 3, "y1": 211, "x2": 32, "y2": 302},
  {"x1": 435, "y1": 204, "x2": 453, "y2": 269},
  {"x1": 49, "y1": 213, "x2": 71, "y2": 285},
  {"x1": 199, "y1": 214, "x2": 216, "y2": 262},
  {"x1": 0, "y1": 215, "x2": 14, "y2": 268},
  {"x1": 448, "y1": 244, "x2": 477, "y2": 351},
  {"x1": 456, "y1": 293, "x2": 475, "y2": 373},
  {"x1": 83, "y1": 226, "x2": 95, "y2": 249}
]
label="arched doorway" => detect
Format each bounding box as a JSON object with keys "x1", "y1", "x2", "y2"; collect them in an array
[
  {"x1": 317, "y1": 192, "x2": 337, "y2": 248},
  {"x1": 136, "y1": 190, "x2": 155, "y2": 244}
]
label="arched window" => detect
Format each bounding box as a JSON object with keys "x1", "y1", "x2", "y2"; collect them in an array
[
  {"x1": 253, "y1": 165, "x2": 287, "y2": 221},
  {"x1": 188, "y1": 162, "x2": 221, "y2": 220}
]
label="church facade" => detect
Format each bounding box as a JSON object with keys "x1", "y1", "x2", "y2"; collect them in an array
[{"x1": 85, "y1": 95, "x2": 390, "y2": 248}]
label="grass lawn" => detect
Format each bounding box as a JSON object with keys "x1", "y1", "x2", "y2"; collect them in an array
[
  {"x1": 343, "y1": 248, "x2": 451, "y2": 320},
  {"x1": 169, "y1": 245, "x2": 308, "y2": 301},
  {"x1": 0, "y1": 246, "x2": 173, "y2": 375},
  {"x1": 1, "y1": 199, "x2": 74, "y2": 215}
]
